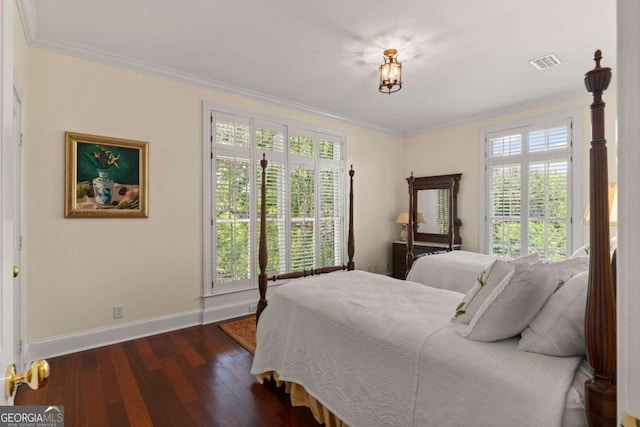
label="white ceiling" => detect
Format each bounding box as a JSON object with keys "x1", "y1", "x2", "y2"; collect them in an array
[{"x1": 18, "y1": 0, "x2": 616, "y2": 135}]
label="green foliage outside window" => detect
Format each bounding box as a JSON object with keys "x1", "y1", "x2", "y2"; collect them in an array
[
  {"x1": 290, "y1": 135, "x2": 314, "y2": 157},
  {"x1": 490, "y1": 162, "x2": 568, "y2": 260},
  {"x1": 290, "y1": 169, "x2": 315, "y2": 271},
  {"x1": 212, "y1": 114, "x2": 344, "y2": 289},
  {"x1": 319, "y1": 139, "x2": 335, "y2": 160},
  {"x1": 215, "y1": 158, "x2": 250, "y2": 283},
  {"x1": 256, "y1": 163, "x2": 285, "y2": 276}
]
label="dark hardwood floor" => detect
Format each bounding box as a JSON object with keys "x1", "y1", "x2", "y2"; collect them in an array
[{"x1": 16, "y1": 322, "x2": 321, "y2": 427}]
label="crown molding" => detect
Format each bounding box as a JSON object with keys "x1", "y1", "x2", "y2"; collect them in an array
[
  {"x1": 15, "y1": 1, "x2": 403, "y2": 137},
  {"x1": 16, "y1": 0, "x2": 37, "y2": 43},
  {"x1": 405, "y1": 88, "x2": 595, "y2": 137}
]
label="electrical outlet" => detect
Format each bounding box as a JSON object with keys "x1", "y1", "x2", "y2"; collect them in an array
[
  {"x1": 113, "y1": 305, "x2": 124, "y2": 319},
  {"x1": 249, "y1": 305, "x2": 257, "y2": 313}
]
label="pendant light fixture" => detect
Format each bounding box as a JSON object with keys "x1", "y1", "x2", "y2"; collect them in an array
[{"x1": 379, "y1": 49, "x2": 402, "y2": 94}]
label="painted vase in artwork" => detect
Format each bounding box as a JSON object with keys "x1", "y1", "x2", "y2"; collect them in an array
[{"x1": 93, "y1": 168, "x2": 114, "y2": 205}]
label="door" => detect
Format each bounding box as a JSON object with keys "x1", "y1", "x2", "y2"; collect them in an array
[
  {"x1": 0, "y1": 0, "x2": 17, "y2": 404},
  {"x1": 0, "y1": 4, "x2": 49, "y2": 405}
]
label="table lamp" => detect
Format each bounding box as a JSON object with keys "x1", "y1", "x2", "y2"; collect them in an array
[{"x1": 395, "y1": 212, "x2": 426, "y2": 241}]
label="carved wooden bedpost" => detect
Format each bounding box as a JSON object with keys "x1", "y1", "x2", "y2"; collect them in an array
[
  {"x1": 448, "y1": 177, "x2": 455, "y2": 251},
  {"x1": 406, "y1": 173, "x2": 415, "y2": 276},
  {"x1": 257, "y1": 154, "x2": 268, "y2": 323},
  {"x1": 347, "y1": 165, "x2": 355, "y2": 271},
  {"x1": 583, "y1": 50, "x2": 616, "y2": 426}
]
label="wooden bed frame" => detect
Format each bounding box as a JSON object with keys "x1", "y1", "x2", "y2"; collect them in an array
[
  {"x1": 256, "y1": 51, "x2": 617, "y2": 426},
  {"x1": 256, "y1": 159, "x2": 356, "y2": 320}
]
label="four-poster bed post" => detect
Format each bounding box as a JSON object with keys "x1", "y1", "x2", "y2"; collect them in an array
[
  {"x1": 256, "y1": 154, "x2": 269, "y2": 321},
  {"x1": 256, "y1": 157, "x2": 356, "y2": 322},
  {"x1": 584, "y1": 50, "x2": 616, "y2": 427},
  {"x1": 406, "y1": 173, "x2": 415, "y2": 276},
  {"x1": 347, "y1": 166, "x2": 355, "y2": 271}
]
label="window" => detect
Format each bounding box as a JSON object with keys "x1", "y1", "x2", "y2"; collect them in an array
[
  {"x1": 482, "y1": 116, "x2": 579, "y2": 261},
  {"x1": 205, "y1": 107, "x2": 345, "y2": 295}
]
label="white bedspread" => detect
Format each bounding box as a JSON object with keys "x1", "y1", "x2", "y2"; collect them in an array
[
  {"x1": 406, "y1": 250, "x2": 495, "y2": 293},
  {"x1": 251, "y1": 270, "x2": 582, "y2": 427},
  {"x1": 415, "y1": 324, "x2": 582, "y2": 426}
]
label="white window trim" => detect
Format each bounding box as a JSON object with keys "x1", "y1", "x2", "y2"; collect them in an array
[
  {"x1": 477, "y1": 110, "x2": 583, "y2": 256},
  {"x1": 202, "y1": 101, "x2": 347, "y2": 298}
]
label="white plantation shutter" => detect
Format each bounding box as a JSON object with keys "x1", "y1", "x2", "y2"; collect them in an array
[
  {"x1": 289, "y1": 127, "x2": 315, "y2": 158},
  {"x1": 290, "y1": 164, "x2": 316, "y2": 271},
  {"x1": 207, "y1": 108, "x2": 346, "y2": 294},
  {"x1": 528, "y1": 126, "x2": 568, "y2": 152},
  {"x1": 214, "y1": 112, "x2": 250, "y2": 148},
  {"x1": 214, "y1": 156, "x2": 251, "y2": 287},
  {"x1": 488, "y1": 163, "x2": 522, "y2": 258},
  {"x1": 528, "y1": 160, "x2": 569, "y2": 260},
  {"x1": 488, "y1": 131, "x2": 522, "y2": 157},
  {"x1": 485, "y1": 119, "x2": 573, "y2": 261},
  {"x1": 255, "y1": 120, "x2": 285, "y2": 154},
  {"x1": 318, "y1": 133, "x2": 343, "y2": 267},
  {"x1": 320, "y1": 167, "x2": 342, "y2": 267},
  {"x1": 254, "y1": 121, "x2": 287, "y2": 277},
  {"x1": 257, "y1": 160, "x2": 286, "y2": 277},
  {"x1": 289, "y1": 126, "x2": 316, "y2": 272},
  {"x1": 318, "y1": 133, "x2": 342, "y2": 161}
]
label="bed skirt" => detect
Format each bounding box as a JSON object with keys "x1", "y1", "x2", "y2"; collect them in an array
[{"x1": 258, "y1": 371, "x2": 348, "y2": 427}]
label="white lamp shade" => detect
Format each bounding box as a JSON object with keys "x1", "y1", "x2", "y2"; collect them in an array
[
  {"x1": 395, "y1": 212, "x2": 409, "y2": 224},
  {"x1": 395, "y1": 212, "x2": 426, "y2": 224}
]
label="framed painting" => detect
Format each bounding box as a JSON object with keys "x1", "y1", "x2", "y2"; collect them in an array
[{"x1": 65, "y1": 132, "x2": 149, "y2": 218}]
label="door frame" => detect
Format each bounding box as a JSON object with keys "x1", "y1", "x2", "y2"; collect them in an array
[{"x1": 13, "y1": 77, "x2": 25, "y2": 372}]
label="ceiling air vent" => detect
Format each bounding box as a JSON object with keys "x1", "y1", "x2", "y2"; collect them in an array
[{"x1": 529, "y1": 54, "x2": 562, "y2": 70}]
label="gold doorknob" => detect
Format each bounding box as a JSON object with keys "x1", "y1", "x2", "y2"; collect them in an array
[
  {"x1": 5, "y1": 359, "x2": 50, "y2": 398},
  {"x1": 12, "y1": 266, "x2": 18, "y2": 278}
]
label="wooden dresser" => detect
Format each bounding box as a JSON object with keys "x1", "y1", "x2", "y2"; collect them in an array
[{"x1": 392, "y1": 241, "x2": 461, "y2": 279}]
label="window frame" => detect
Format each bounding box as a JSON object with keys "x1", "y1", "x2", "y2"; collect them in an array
[
  {"x1": 202, "y1": 102, "x2": 347, "y2": 296},
  {"x1": 477, "y1": 110, "x2": 583, "y2": 258}
]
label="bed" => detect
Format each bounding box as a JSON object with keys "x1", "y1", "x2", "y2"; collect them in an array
[{"x1": 251, "y1": 51, "x2": 616, "y2": 426}]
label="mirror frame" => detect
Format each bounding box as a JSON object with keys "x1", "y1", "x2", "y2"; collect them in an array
[{"x1": 408, "y1": 173, "x2": 462, "y2": 246}]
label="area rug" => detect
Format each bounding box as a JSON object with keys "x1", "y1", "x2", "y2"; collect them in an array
[{"x1": 218, "y1": 315, "x2": 256, "y2": 355}]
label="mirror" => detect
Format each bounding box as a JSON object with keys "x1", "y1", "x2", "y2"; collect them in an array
[
  {"x1": 408, "y1": 174, "x2": 462, "y2": 247},
  {"x1": 417, "y1": 189, "x2": 450, "y2": 234}
]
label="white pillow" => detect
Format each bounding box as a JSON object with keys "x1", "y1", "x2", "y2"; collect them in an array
[
  {"x1": 460, "y1": 262, "x2": 559, "y2": 342},
  {"x1": 453, "y1": 260, "x2": 514, "y2": 324},
  {"x1": 570, "y1": 243, "x2": 590, "y2": 258},
  {"x1": 551, "y1": 256, "x2": 589, "y2": 288},
  {"x1": 497, "y1": 253, "x2": 540, "y2": 264},
  {"x1": 518, "y1": 271, "x2": 588, "y2": 356},
  {"x1": 453, "y1": 254, "x2": 539, "y2": 324},
  {"x1": 570, "y1": 237, "x2": 618, "y2": 258}
]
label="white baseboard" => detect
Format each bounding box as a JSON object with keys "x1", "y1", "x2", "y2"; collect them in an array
[
  {"x1": 202, "y1": 295, "x2": 259, "y2": 325},
  {"x1": 27, "y1": 309, "x2": 203, "y2": 360},
  {"x1": 200, "y1": 282, "x2": 285, "y2": 325},
  {"x1": 27, "y1": 291, "x2": 268, "y2": 360}
]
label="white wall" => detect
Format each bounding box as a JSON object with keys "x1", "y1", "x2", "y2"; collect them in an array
[
  {"x1": 20, "y1": 44, "x2": 403, "y2": 341},
  {"x1": 402, "y1": 97, "x2": 618, "y2": 252}
]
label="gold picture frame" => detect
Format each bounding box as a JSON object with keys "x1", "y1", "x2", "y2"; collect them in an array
[{"x1": 65, "y1": 132, "x2": 149, "y2": 218}]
